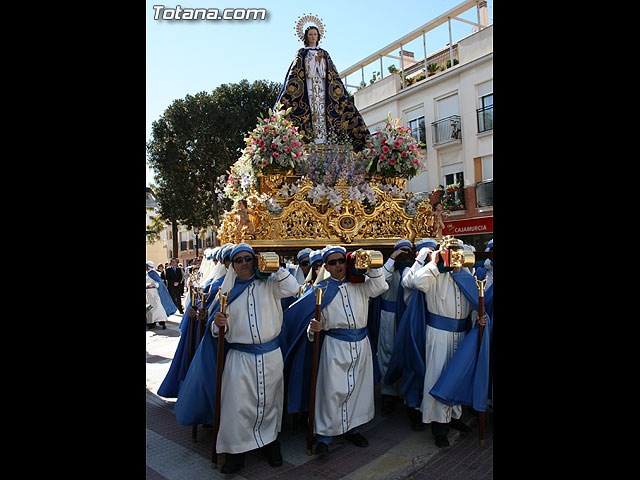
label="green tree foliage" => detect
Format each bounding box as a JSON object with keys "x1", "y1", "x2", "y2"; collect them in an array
[{"x1": 147, "y1": 79, "x2": 281, "y2": 249}]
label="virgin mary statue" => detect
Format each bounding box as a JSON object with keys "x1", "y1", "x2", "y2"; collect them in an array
[{"x1": 275, "y1": 14, "x2": 370, "y2": 152}]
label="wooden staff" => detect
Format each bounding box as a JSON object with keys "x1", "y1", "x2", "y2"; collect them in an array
[
  {"x1": 211, "y1": 287, "x2": 229, "y2": 468},
  {"x1": 307, "y1": 286, "x2": 324, "y2": 455},
  {"x1": 475, "y1": 277, "x2": 487, "y2": 447},
  {"x1": 191, "y1": 286, "x2": 212, "y2": 442}
]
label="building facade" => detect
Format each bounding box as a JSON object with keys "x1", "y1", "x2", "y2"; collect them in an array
[{"x1": 351, "y1": 21, "x2": 493, "y2": 250}]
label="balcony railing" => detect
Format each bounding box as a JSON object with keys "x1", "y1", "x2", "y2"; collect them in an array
[
  {"x1": 475, "y1": 179, "x2": 493, "y2": 207},
  {"x1": 431, "y1": 115, "x2": 461, "y2": 146},
  {"x1": 477, "y1": 105, "x2": 493, "y2": 133}
]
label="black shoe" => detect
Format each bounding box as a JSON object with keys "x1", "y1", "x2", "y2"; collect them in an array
[
  {"x1": 449, "y1": 418, "x2": 471, "y2": 432},
  {"x1": 262, "y1": 440, "x2": 282, "y2": 467},
  {"x1": 159, "y1": 321, "x2": 166, "y2": 330},
  {"x1": 381, "y1": 395, "x2": 395, "y2": 415},
  {"x1": 220, "y1": 453, "x2": 245, "y2": 474},
  {"x1": 435, "y1": 435, "x2": 450, "y2": 448},
  {"x1": 407, "y1": 407, "x2": 425, "y2": 431},
  {"x1": 315, "y1": 442, "x2": 329, "y2": 455},
  {"x1": 147, "y1": 323, "x2": 156, "y2": 330},
  {"x1": 344, "y1": 432, "x2": 369, "y2": 448}
]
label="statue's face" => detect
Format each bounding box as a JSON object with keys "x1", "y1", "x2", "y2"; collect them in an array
[{"x1": 306, "y1": 28, "x2": 318, "y2": 47}]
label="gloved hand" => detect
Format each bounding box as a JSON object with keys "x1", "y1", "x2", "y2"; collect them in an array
[{"x1": 416, "y1": 247, "x2": 432, "y2": 264}]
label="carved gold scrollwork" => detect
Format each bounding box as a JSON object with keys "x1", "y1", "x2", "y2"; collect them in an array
[{"x1": 218, "y1": 175, "x2": 443, "y2": 247}]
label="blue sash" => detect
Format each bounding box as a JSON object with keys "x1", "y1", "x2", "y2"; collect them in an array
[
  {"x1": 381, "y1": 298, "x2": 396, "y2": 313},
  {"x1": 229, "y1": 336, "x2": 280, "y2": 354},
  {"x1": 426, "y1": 312, "x2": 471, "y2": 333},
  {"x1": 326, "y1": 327, "x2": 368, "y2": 342}
]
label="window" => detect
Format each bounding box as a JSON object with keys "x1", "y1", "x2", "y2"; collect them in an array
[
  {"x1": 441, "y1": 165, "x2": 465, "y2": 210},
  {"x1": 477, "y1": 81, "x2": 493, "y2": 133},
  {"x1": 408, "y1": 116, "x2": 426, "y2": 146}
]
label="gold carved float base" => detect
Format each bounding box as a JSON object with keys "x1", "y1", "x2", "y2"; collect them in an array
[{"x1": 218, "y1": 172, "x2": 439, "y2": 249}]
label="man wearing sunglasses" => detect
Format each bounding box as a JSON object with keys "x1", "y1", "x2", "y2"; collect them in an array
[
  {"x1": 306, "y1": 245, "x2": 389, "y2": 455},
  {"x1": 175, "y1": 243, "x2": 299, "y2": 475},
  {"x1": 291, "y1": 247, "x2": 313, "y2": 285}
]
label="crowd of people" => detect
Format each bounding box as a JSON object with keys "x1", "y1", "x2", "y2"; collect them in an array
[{"x1": 146, "y1": 236, "x2": 493, "y2": 475}]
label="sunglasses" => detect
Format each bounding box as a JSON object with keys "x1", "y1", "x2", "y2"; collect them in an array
[
  {"x1": 299, "y1": 261, "x2": 310, "y2": 267},
  {"x1": 326, "y1": 257, "x2": 346, "y2": 266},
  {"x1": 233, "y1": 255, "x2": 254, "y2": 264}
]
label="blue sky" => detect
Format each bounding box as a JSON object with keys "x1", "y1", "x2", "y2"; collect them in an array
[{"x1": 146, "y1": 0, "x2": 493, "y2": 186}]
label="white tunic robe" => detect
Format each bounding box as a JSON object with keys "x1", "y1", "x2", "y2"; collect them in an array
[
  {"x1": 402, "y1": 261, "x2": 477, "y2": 424},
  {"x1": 212, "y1": 269, "x2": 299, "y2": 454},
  {"x1": 309, "y1": 268, "x2": 389, "y2": 437},
  {"x1": 146, "y1": 272, "x2": 168, "y2": 324}
]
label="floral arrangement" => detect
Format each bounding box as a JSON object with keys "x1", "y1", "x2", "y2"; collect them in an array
[
  {"x1": 306, "y1": 182, "x2": 378, "y2": 212},
  {"x1": 404, "y1": 191, "x2": 431, "y2": 215},
  {"x1": 441, "y1": 182, "x2": 465, "y2": 210},
  {"x1": 241, "y1": 102, "x2": 307, "y2": 174},
  {"x1": 297, "y1": 132, "x2": 369, "y2": 188},
  {"x1": 220, "y1": 154, "x2": 257, "y2": 202},
  {"x1": 363, "y1": 113, "x2": 424, "y2": 179}
]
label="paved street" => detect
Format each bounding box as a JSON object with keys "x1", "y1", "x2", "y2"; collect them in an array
[{"x1": 146, "y1": 295, "x2": 493, "y2": 480}]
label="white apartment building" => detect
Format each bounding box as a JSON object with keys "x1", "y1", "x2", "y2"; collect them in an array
[{"x1": 343, "y1": 1, "x2": 493, "y2": 249}]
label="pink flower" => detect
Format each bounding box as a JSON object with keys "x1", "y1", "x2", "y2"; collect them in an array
[
  {"x1": 291, "y1": 141, "x2": 298, "y2": 148},
  {"x1": 389, "y1": 158, "x2": 397, "y2": 165},
  {"x1": 393, "y1": 141, "x2": 401, "y2": 148},
  {"x1": 369, "y1": 149, "x2": 375, "y2": 155},
  {"x1": 273, "y1": 152, "x2": 280, "y2": 158},
  {"x1": 409, "y1": 144, "x2": 416, "y2": 151},
  {"x1": 264, "y1": 126, "x2": 270, "y2": 132},
  {"x1": 283, "y1": 135, "x2": 289, "y2": 142},
  {"x1": 258, "y1": 139, "x2": 265, "y2": 146},
  {"x1": 270, "y1": 143, "x2": 276, "y2": 149},
  {"x1": 376, "y1": 132, "x2": 382, "y2": 138},
  {"x1": 412, "y1": 159, "x2": 419, "y2": 165},
  {"x1": 260, "y1": 146, "x2": 266, "y2": 151},
  {"x1": 407, "y1": 128, "x2": 412, "y2": 133},
  {"x1": 284, "y1": 147, "x2": 291, "y2": 154},
  {"x1": 379, "y1": 154, "x2": 387, "y2": 162},
  {"x1": 381, "y1": 137, "x2": 387, "y2": 144},
  {"x1": 397, "y1": 126, "x2": 404, "y2": 132},
  {"x1": 262, "y1": 161, "x2": 268, "y2": 166},
  {"x1": 382, "y1": 145, "x2": 390, "y2": 154},
  {"x1": 401, "y1": 151, "x2": 408, "y2": 157}
]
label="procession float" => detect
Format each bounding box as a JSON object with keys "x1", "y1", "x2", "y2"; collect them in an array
[{"x1": 216, "y1": 107, "x2": 444, "y2": 258}]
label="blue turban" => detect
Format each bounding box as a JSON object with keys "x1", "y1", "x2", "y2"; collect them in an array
[
  {"x1": 415, "y1": 238, "x2": 438, "y2": 250},
  {"x1": 230, "y1": 243, "x2": 254, "y2": 260},
  {"x1": 393, "y1": 239, "x2": 413, "y2": 250},
  {"x1": 322, "y1": 245, "x2": 346, "y2": 263}
]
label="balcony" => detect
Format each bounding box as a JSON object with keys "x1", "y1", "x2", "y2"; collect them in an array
[
  {"x1": 475, "y1": 179, "x2": 493, "y2": 207},
  {"x1": 477, "y1": 105, "x2": 493, "y2": 133},
  {"x1": 431, "y1": 115, "x2": 461, "y2": 148}
]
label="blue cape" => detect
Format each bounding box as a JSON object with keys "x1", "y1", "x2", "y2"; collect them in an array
[
  {"x1": 368, "y1": 265, "x2": 409, "y2": 354},
  {"x1": 384, "y1": 269, "x2": 493, "y2": 411},
  {"x1": 148, "y1": 269, "x2": 177, "y2": 316},
  {"x1": 157, "y1": 275, "x2": 225, "y2": 399},
  {"x1": 173, "y1": 276, "x2": 254, "y2": 426},
  {"x1": 279, "y1": 277, "x2": 382, "y2": 415}
]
